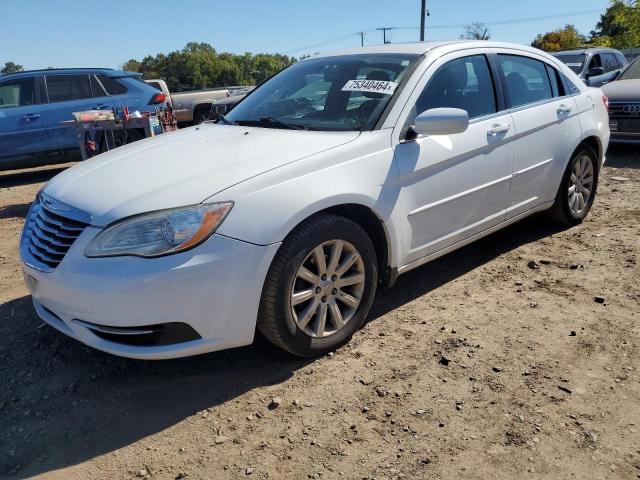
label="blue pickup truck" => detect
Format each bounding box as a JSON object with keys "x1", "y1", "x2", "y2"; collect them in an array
[{"x1": 0, "y1": 68, "x2": 166, "y2": 170}]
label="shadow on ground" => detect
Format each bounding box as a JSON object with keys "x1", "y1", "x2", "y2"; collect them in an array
[
  {"x1": 0, "y1": 213, "x2": 567, "y2": 479},
  {"x1": 606, "y1": 145, "x2": 640, "y2": 169},
  {"x1": 0, "y1": 165, "x2": 72, "y2": 189}
]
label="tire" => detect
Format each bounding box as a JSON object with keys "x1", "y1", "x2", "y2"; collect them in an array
[
  {"x1": 257, "y1": 213, "x2": 378, "y2": 357},
  {"x1": 547, "y1": 144, "x2": 599, "y2": 226},
  {"x1": 193, "y1": 107, "x2": 212, "y2": 125}
]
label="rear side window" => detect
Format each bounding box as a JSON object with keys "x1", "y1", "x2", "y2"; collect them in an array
[
  {"x1": 0, "y1": 77, "x2": 36, "y2": 108},
  {"x1": 545, "y1": 64, "x2": 565, "y2": 97},
  {"x1": 615, "y1": 53, "x2": 627, "y2": 67},
  {"x1": 90, "y1": 75, "x2": 107, "y2": 97},
  {"x1": 95, "y1": 74, "x2": 128, "y2": 95},
  {"x1": 46, "y1": 75, "x2": 92, "y2": 102},
  {"x1": 497, "y1": 55, "x2": 553, "y2": 109},
  {"x1": 416, "y1": 54, "x2": 497, "y2": 120},
  {"x1": 601, "y1": 53, "x2": 619, "y2": 72}
]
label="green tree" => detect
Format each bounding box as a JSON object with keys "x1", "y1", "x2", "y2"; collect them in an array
[
  {"x1": 1, "y1": 61, "x2": 24, "y2": 75},
  {"x1": 122, "y1": 59, "x2": 141, "y2": 72},
  {"x1": 531, "y1": 24, "x2": 587, "y2": 51},
  {"x1": 590, "y1": 0, "x2": 640, "y2": 48},
  {"x1": 460, "y1": 22, "x2": 490, "y2": 40},
  {"x1": 129, "y1": 43, "x2": 296, "y2": 92}
]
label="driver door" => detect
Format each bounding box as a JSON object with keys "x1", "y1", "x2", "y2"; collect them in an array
[{"x1": 393, "y1": 52, "x2": 515, "y2": 267}]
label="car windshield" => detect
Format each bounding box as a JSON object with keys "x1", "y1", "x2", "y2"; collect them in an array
[
  {"x1": 618, "y1": 56, "x2": 640, "y2": 80},
  {"x1": 555, "y1": 54, "x2": 586, "y2": 74},
  {"x1": 223, "y1": 53, "x2": 420, "y2": 131}
]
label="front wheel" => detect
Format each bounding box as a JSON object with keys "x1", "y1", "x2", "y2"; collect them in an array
[
  {"x1": 548, "y1": 145, "x2": 599, "y2": 225},
  {"x1": 257, "y1": 213, "x2": 378, "y2": 357}
]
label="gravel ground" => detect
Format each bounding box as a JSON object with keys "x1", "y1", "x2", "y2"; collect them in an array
[{"x1": 0, "y1": 148, "x2": 638, "y2": 480}]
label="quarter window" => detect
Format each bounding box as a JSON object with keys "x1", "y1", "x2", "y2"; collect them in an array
[
  {"x1": 415, "y1": 55, "x2": 497, "y2": 120},
  {"x1": 0, "y1": 77, "x2": 36, "y2": 109},
  {"x1": 46, "y1": 75, "x2": 92, "y2": 102},
  {"x1": 90, "y1": 75, "x2": 107, "y2": 97},
  {"x1": 95, "y1": 74, "x2": 128, "y2": 95},
  {"x1": 497, "y1": 55, "x2": 553, "y2": 108}
]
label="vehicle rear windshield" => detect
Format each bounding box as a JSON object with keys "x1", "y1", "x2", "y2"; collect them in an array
[
  {"x1": 618, "y1": 57, "x2": 640, "y2": 80},
  {"x1": 555, "y1": 54, "x2": 586, "y2": 74},
  {"x1": 224, "y1": 53, "x2": 421, "y2": 131}
]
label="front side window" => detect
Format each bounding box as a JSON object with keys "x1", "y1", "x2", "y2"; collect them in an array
[
  {"x1": 601, "y1": 53, "x2": 619, "y2": 72},
  {"x1": 225, "y1": 53, "x2": 420, "y2": 131},
  {"x1": 0, "y1": 77, "x2": 36, "y2": 109},
  {"x1": 588, "y1": 54, "x2": 603, "y2": 71},
  {"x1": 414, "y1": 54, "x2": 497, "y2": 120},
  {"x1": 498, "y1": 55, "x2": 553, "y2": 108},
  {"x1": 46, "y1": 75, "x2": 92, "y2": 102}
]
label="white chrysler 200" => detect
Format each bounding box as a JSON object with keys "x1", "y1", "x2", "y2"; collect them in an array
[{"x1": 20, "y1": 41, "x2": 609, "y2": 359}]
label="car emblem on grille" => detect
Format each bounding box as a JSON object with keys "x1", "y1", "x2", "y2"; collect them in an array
[
  {"x1": 623, "y1": 104, "x2": 640, "y2": 114},
  {"x1": 39, "y1": 192, "x2": 72, "y2": 212}
]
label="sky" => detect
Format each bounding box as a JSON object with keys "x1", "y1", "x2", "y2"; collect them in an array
[{"x1": 1, "y1": 0, "x2": 611, "y2": 70}]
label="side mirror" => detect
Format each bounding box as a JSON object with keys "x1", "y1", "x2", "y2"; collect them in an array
[
  {"x1": 412, "y1": 108, "x2": 469, "y2": 137},
  {"x1": 588, "y1": 66, "x2": 605, "y2": 78}
]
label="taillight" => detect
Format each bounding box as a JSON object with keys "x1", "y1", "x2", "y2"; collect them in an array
[
  {"x1": 149, "y1": 93, "x2": 167, "y2": 105},
  {"x1": 602, "y1": 95, "x2": 609, "y2": 112}
]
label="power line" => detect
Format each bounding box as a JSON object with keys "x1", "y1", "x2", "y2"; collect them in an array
[
  {"x1": 285, "y1": 8, "x2": 603, "y2": 55},
  {"x1": 394, "y1": 9, "x2": 603, "y2": 31}
]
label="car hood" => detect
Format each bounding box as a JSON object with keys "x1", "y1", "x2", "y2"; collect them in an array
[
  {"x1": 43, "y1": 125, "x2": 360, "y2": 226},
  {"x1": 601, "y1": 79, "x2": 640, "y2": 101}
]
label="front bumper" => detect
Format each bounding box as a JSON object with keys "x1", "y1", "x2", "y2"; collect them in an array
[{"x1": 21, "y1": 227, "x2": 280, "y2": 359}]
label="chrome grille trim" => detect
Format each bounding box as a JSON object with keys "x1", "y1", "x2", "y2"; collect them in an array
[{"x1": 20, "y1": 193, "x2": 91, "y2": 272}]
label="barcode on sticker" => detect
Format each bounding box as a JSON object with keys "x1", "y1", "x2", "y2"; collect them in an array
[{"x1": 342, "y1": 79, "x2": 398, "y2": 95}]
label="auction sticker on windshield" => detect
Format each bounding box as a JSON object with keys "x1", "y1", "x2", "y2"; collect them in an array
[{"x1": 342, "y1": 80, "x2": 398, "y2": 95}]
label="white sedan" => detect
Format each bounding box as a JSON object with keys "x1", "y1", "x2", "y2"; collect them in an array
[{"x1": 20, "y1": 41, "x2": 609, "y2": 359}]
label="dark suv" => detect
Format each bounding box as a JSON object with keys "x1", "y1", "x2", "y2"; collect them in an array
[
  {"x1": 553, "y1": 48, "x2": 628, "y2": 87},
  {"x1": 0, "y1": 68, "x2": 166, "y2": 170}
]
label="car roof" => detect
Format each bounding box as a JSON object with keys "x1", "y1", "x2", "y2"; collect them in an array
[
  {"x1": 309, "y1": 40, "x2": 557, "y2": 59},
  {"x1": 0, "y1": 67, "x2": 125, "y2": 80},
  {"x1": 554, "y1": 47, "x2": 620, "y2": 56}
]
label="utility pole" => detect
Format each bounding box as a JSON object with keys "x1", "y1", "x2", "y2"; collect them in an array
[
  {"x1": 377, "y1": 27, "x2": 393, "y2": 44},
  {"x1": 359, "y1": 31, "x2": 365, "y2": 47},
  {"x1": 420, "y1": 0, "x2": 429, "y2": 41}
]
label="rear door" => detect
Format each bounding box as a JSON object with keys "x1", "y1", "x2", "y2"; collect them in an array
[
  {"x1": 495, "y1": 53, "x2": 582, "y2": 219},
  {"x1": 0, "y1": 76, "x2": 46, "y2": 164},
  {"x1": 42, "y1": 74, "x2": 114, "y2": 151}
]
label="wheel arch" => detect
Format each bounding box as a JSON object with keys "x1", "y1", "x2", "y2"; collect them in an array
[{"x1": 279, "y1": 202, "x2": 395, "y2": 287}]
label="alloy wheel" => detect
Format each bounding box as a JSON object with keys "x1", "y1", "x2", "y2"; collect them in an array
[
  {"x1": 568, "y1": 155, "x2": 594, "y2": 215},
  {"x1": 290, "y1": 239, "x2": 366, "y2": 338}
]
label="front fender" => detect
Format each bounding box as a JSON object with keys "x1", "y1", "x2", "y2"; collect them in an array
[{"x1": 212, "y1": 131, "x2": 404, "y2": 268}]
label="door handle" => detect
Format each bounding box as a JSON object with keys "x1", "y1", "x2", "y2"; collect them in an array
[
  {"x1": 22, "y1": 113, "x2": 41, "y2": 121},
  {"x1": 558, "y1": 104, "x2": 573, "y2": 114},
  {"x1": 94, "y1": 103, "x2": 109, "y2": 110},
  {"x1": 487, "y1": 123, "x2": 510, "y2": 136}
]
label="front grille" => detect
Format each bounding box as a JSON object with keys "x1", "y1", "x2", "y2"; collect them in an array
[
  {"x1": 609, "y1": 103, "x2": 640, "y2": 117},
  {"x1": 21, "y1": 194, "x2": 90, "y2": 271}
]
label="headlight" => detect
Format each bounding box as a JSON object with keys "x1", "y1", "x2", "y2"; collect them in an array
[{"x1": 85, "y1": 202, "x2": 233, "y2": 258}]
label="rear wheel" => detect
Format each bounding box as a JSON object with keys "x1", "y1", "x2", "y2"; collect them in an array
[
  {"x1": 258, "y1": 213, "x2": 378, "y2": 357},
  {"x1": 193, "y1": 107, "x2": 212, "y2": 125},
  {"x1": 548, "y1": 145, "x2": 599, "y2": 225}
]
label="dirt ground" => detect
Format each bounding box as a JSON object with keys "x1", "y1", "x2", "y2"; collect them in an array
[{"x1": 0, "y1": 149, "x2": 639, "y2": 480}]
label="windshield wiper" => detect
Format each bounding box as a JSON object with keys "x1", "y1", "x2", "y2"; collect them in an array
[
  {"x1": 235, "y1": 117, "x2": 307, "y2": 130},
  {"x1": 216, "y1": 114, "x2": 236, "y2": 125}
]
